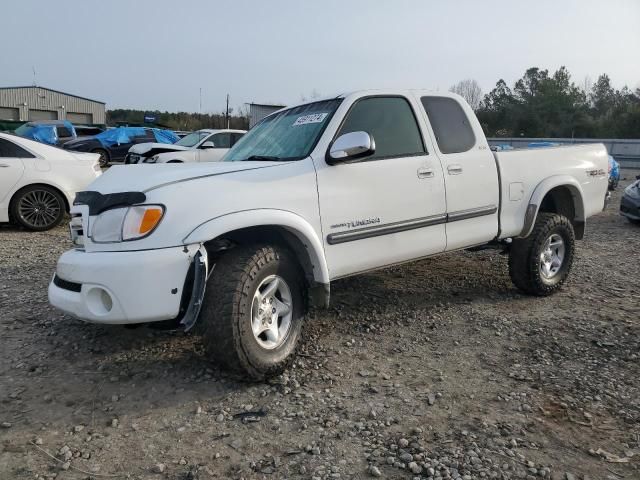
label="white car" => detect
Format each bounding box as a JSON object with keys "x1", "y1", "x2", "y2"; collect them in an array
[
  {"x1": 0, "y1": 133, "x2": 101, "y2": 231},
  {"x1": 126, "y1": 129, "x2": 246, "y2": 164},
  {"x1": 49, "y1": 90, "x2": 608, "y2": 378}
]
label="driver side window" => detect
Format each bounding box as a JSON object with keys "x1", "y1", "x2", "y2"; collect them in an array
[
  {"x1": 337, "y1": 96, "x2": 425, "y2": 160},
  {"x1": 208, "y1": 133, "x2": 231, "y2": 148}
]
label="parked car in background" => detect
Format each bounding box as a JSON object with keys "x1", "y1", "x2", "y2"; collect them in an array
[
  {"x1": 48, "y1": 90, "x2": 609, "y2": 379},
  {"x1": 0, "y1": 133, "x2": 101, "y2": 231},
  {"x1": 74, "y1": 125, "x2": 105, "y2": 138},
  {"x1": 126, "y1": 129, "x2": 246, "y2": 164},
  {"x1": 15, "y1": 120, "x2": 77, "y2": 146},
  {"x1": 63, "y1": 127, "x2": 179, "y2": 167},
  {"x1": 608, "y1": 155, "x2": 620, "y2": 190},
  {"x1": 620, "y1": 175, "x2": 640, "y2": 224}
]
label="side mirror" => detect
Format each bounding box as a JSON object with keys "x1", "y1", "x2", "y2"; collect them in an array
[
  {"x1": 327, "y1": 131, "x2": 375, "y2": 165},
  {"x1": 201, "y1": 141, "x2": 215, "y2": 149}
]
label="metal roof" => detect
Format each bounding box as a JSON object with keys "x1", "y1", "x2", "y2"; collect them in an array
[{"x1": 0, "y1": 86, "x2": 105, "y2": 104}]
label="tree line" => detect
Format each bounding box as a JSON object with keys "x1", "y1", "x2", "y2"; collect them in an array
[
  {"x1": 106, "y1": 109, "x2": 249, "y2": 131},
  {"x1": 451, "y1": 68, "x2": 640, "y2": 139}
]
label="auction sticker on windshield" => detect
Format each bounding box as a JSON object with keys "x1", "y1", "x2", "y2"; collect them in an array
[{"x1": 292, "y1": 113, "x2": 328, "y2": 126}]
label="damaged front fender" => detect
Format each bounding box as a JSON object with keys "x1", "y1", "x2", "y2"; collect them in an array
[{"x1": 178, "y1": 245, "x2": 208, "y2": 331}]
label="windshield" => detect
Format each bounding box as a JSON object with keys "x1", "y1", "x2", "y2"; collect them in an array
[
  {"x1": 224, "y1": 99, "x2": 342, "y2": 161},
  {"x1": 176, "y1": 131, "x2": 210, "y2": 147}
]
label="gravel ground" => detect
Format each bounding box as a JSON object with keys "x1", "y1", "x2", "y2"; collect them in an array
[{"x1": 1, "y1": 177, "x2": 638, "y2": 480}]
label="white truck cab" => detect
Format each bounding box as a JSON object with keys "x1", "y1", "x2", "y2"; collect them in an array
[{"x1": 49, "y1": 90, "x2": 609, "y2": 379}]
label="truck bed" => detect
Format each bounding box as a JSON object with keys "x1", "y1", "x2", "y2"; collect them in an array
[{"x1": 494, "y1": 143, "x2": 609, "y2": 238}]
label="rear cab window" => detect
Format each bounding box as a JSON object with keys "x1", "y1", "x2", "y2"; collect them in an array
[
  {"x1": 420, "y1": 96, "x2": 475, "y2": 154},
  {"x1": 337, "y1": 96, "x2": 425, "y2": 160}
]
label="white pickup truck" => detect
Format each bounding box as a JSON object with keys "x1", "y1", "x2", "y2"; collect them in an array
[{"x1": 49, "y1": 90, "x2": 609, "y2": 379}]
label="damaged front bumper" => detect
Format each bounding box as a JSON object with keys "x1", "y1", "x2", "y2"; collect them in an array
[{"x1": 48, "y1": 244, "x2": 207, "y2": 326}]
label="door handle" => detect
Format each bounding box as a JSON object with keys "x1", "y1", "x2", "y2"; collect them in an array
[
  {"x1": 447, "y1": 164, "x2": 463, "y2": 175},
  {"x1": 417, "y1": 167, "x2": 434, "y2": 179}
]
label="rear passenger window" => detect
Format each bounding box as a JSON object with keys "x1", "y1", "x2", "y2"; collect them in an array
[
  {"x1": 337, "y1": 97, "x2": 425, "y2": 160},
  {"x1": 421, "y1": 97, "x2": 475, "y2": 154},
  {"x1": 0, "y1": 138, "x2": 35, "y2": 158}
]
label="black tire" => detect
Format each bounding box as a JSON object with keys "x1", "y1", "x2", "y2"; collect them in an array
[
  {"x1": 10, "y1": 185, "x2": 66, "y2": 231},
  {"x1": 93, "y1": 148, "x2": 109, "y2": 168},
  {"x1": 508, "y1": 213, "x2": 575, "y2": 296},
  {"x1": 199, "y1": 244, "x2": 306, "y2": 380}
]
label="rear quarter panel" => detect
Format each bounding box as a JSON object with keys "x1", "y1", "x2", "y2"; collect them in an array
[{"x1": 495, "y1": 144, "x2": 608, "y2": 237}]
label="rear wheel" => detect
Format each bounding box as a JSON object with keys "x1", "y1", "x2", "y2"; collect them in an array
[
  {"x1": 93, "y1": 148, "x2": 109, "y2": 168},
  {"x1": 508, "y1": 213, "x2": 575, "y2": 296},
  {"x1": 199, "y1": 244, "x2": 306, "y2": 380},
  {"x1": 10, "y1": 185, "x2": 65, "y2": 231}
]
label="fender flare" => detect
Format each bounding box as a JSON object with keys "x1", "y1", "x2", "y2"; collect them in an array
[
  {"x1": 520, "y1": 175, "x2": 586, "y2": 238},
  {"x1": 182, "y1": 209, "x2": 330, "y2": 286}
]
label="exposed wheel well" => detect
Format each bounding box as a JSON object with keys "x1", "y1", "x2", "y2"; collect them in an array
[
  {"x1": 9, "y1": 183, "x2": 70, "y2": 215},
  {"x1": 203, "y1": 225, "x2": 316, "y2": 288},
  {"x1": 538, "y1": 186, "x2": 584, "y2": 239}
]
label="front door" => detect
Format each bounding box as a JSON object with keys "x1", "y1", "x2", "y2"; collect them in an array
[
  {"x1": 196, "y1": 132, "x2": 232, "y2": 162},
  {"x1": 420, "y1": 95, "x2": 499, "y2": 250},
  {"x1": 314, "y1": 96, "x2": 447, "y2": 279}
]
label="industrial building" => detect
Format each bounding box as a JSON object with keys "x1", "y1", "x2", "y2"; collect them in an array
[
  {"x1": 248, "y1": 102, "x2": 285, "y2": 128},
  {"x1": 0, "y1": 86, "x2": 105, "y2": 125}
]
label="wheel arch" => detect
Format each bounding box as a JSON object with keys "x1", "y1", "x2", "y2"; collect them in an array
[
  {"x1": 9, "y1": 182, "x2": 70, "y2": 214},
  {"x1": 521, "y1": 176, "x2": 586, "y2": 239},
  {"x1": 91, "y1": 147, "x2": 111, "y2": 160},
  {"x1": 183, "y1": 210, "x2": 330, "y2": 306}
]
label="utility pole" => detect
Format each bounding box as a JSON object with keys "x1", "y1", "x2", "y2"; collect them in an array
[
  {"x1": 226, "y1": 94, "x2": 230, "y2": 129},
  {"x1": 199, "y1": 88, "x2": 202, "y2": 115}
]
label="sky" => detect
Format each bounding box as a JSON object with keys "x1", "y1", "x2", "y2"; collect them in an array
[{"x1": 2, "y1": 0, "x2": 639, "y2": 114}]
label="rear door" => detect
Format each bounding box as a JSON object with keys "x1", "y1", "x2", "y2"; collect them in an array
[
  {"x1": 314, "y1": 95, "x2": 447, "y2": 278},
  {"x1": 419, "y1": 95, "x2": 499, "y2": 250},
  {"x1": 0, "y1": 138, "x2": 29, "y2": 203}
]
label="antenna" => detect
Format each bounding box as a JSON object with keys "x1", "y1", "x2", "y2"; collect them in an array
[
  {"x1": 226, "y1": 94, "x2": 230, "y2": 129},
  {"x1": 32, "y1": 66, "x2": 37, "y2": 86}
]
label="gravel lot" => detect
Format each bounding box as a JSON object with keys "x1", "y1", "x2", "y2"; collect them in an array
[{"x1": 1, "y1": 176, "x2": 638, "y2": 480}]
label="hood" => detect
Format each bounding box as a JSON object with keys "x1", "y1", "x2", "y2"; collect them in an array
[
  {"x1": 86, "y1": 161, "x2": 283, "y2": 194},
  {"x1": 129, "y1": 142, "x2": 189, "y2": 155}
]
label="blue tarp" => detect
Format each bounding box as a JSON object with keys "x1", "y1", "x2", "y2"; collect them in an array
[
  {"x1": 153, "y1": 128, "x2": 179, "y2": 144},
  {"x1": 528, "y1": 141, "x2": 561, "y2": 148},
  {"x1": 95, "y1": 127, "x2": 178, "y2": 147},
  {"x1": 15, "y1": 120, "x2": 76, "y2": 145}
]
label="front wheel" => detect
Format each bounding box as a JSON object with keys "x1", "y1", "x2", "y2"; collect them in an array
[
  {"x1": 508, "y1": 213, "x2": 575, "y2": 296},
  {"x1": 93, "y1": 148, "x2": 109, "y2": 168},
  {"x1": 10, "y1": 185, "x2": 65, "y2": 231},
  {"x1": 199, "y1": 244, "x2": 306, "y2": 380}
]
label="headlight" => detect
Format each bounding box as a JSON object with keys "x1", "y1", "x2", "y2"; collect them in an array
[{"x1": 91, "y1": 205, "x2": 165, "y2": 242}]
